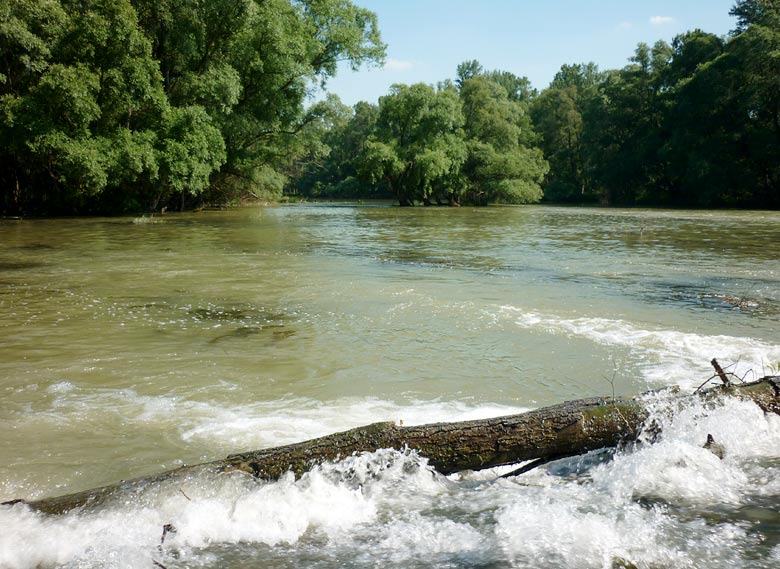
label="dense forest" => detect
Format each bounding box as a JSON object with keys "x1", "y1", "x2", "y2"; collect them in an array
[
  {"x1": 0, "y1": 0, "x2": 384, "y2": 215},
  {"x1": 1, "y1": 0, "x2": 779, "y2": 214}
]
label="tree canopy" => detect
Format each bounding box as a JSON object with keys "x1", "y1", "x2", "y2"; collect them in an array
[
  {"x1": 295, "y1": 1, "x2": 780, "y2": 209},
  {"x1": 2, "y1": 0, "x2": 780, "y2": 213},
  {"x1": 297, "y1": 66, "x2": 548, "y2": 206},
  {"x1": 0, "y1": 0, "x2": 384, "y2": 215},
  {"x1": 523, "y1": 0, "x2": 780, "y2": 208}
]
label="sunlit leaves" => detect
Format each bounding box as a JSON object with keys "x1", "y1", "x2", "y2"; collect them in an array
[
  {"x1": 177, "y1": 64, "x2": 242, "y2": 116},
  {"x1": 29, "y1": 63, "x2": 101, "y2": 132},
  {"x1": 0, "y1": 0, "x2": 67, "y2": 86},
  {"x1": 365, "y1": 82, "x2": 466, "y2": 205},
  {"x1": 460, "y1": 74, "x2": 547, "y2": 205},
  {"x1": 296, "y1": 65, "x2": 548, "y2": 206},
  {"x1": 160, "y1": 106, "x2": 225, "y2": 195},
  {"x1": 0, "y1": 0, "x2": 385, "y2": 214}
]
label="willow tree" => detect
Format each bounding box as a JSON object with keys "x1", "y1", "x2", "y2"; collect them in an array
[
  {"x1": 361, "y1": 83, "x2": 466, "y2": 206},
  {"x1": 460, "y1": 75, "x2": 548, "y2": 205},
  {"x1": 131, "y1": 0, "x2": 385, "y2": 205},
  {"x1": 0, "y1": 0, "x2": 385, "y2": 215},
  {"x1": 0, "y1": 0, "x2": 180, "y2": 214}
]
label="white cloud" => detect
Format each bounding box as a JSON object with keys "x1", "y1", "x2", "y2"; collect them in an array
[
  {"x1": 650, "y1": 16, "x2": 675, "y2": 25},
  {"x1": 384, "y1": 58, "x2": 414, "y2": 72},
  {"x1": 617, "y1": 21, "x2": 633, "y2": 31}
]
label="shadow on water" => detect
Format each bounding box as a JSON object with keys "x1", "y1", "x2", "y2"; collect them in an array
[
  {"x1": 121, "y1": 300, "x2": 297, "y2": 344},
  {"x1": 14, "y1": 243, "x2": 57, "y2": 251},
  {"x1": 0, "y1": 260, "x2": 46, "y2": 270},
  {"x1": 208, "y1": 326, "x2": 296, "y2": 344}
]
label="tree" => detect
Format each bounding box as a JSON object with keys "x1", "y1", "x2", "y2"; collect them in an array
[
  {"x1": 304, "y1": 62, "x2": 549, "y2": 207},
  {"x1": 531, "y1": 63, "x2": 603, "y2": 202},
  {"x1": 657, "y1": 15, "x2": 780, "y2": 208},
  {"x1": 361, "y1": 83, "x2": 466, "y2": 206},
  {"x1": 483, "y1": 69, "x2": 536, "y2": 103},
  {"x1": 460, "y1": 75, "x2": 548, "y2": 205},
  {"x1": 579, "y1": 41, "x2": 672, "y2": 205},
  {"x1": 0, "y1": 0, "x2": 385, "y2": 214},
  {"x1": 658, "y1": 31, "x2": 732, "y2": 206},
  {"x1": 287, "y1": 93, "x2": 374, "y2": 199},
  {"x1": 129, "y1": 0, "x2": 385, "y2": 205},
  {"x1": 455, "y1": 59, "x2": 483, "y2": 90},
  {"x1": 0, "y1": 0, "x2": 178, "y2": 214},
  {"x1": 729, "y1": 0, "x2": 780, "y2": 33}
]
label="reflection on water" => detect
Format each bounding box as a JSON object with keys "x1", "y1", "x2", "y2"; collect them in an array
[{"x1": 1, "y1": 204, "x2": 780, "y2": 567}]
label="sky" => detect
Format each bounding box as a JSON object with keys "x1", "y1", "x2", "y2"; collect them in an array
[{"x1": 319, "y1": 0, "x2": 738, "y2": 106}]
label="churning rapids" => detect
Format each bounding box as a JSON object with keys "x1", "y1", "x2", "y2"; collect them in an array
[{"x1": 2, "y1": 204, "x2": 780, "y2": 568}]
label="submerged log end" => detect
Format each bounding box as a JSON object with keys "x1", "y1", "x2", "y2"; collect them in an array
[
  {"x1": 723, "y1": 376, "x2": 780, "y2": 415},
  {"x1": 3, "y1": 482, "x2": 124, "y2": 517}
]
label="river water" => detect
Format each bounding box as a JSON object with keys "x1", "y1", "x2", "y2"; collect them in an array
[{"x1": 1, "y1": 204, "x2": 780, "y2": 568}]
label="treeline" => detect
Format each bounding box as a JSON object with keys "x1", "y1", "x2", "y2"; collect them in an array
[
  {"x1": 0, "y1": 0, "x2": 384, "y2": 215},
  {"x1": 294, "y1": 67, "x2": 548, "y2": 206},
  {"x1": 296, "y1": 0, "x2": 780, "y2": 209},
  {"x1": 2, "y1": 1, "x2": 779, "y2": 214}
]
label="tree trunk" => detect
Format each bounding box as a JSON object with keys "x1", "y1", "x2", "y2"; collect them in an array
[{"x1": 5, "y1": 377, "x2": 779, "y2": 516}]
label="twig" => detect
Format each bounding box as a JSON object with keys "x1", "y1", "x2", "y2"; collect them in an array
[
  {"x1": 152, "y1": 523, "x2": 177, "y2": 569},
  {"x1": 711, "y1": 358, "x2": 730, "y2": 386},
  {"x1": 737, "y1": 368, "x2": 755, "y2": 384},
  {"x1": 695, "y1": 373, "x2": 719, "y2": 393},
  {"x1": 722, "y1": 359, "x2": 748, "y2": 384},
  {"x1": 604, "y1": 359, "x2": 618, "y2": 403}
]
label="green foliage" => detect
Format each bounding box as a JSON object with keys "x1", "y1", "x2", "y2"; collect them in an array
[
  {"x1": 297, "y1": 64, "x2": 548, "y2": 207},
  {"x1": 160, "y1": 106, "x2": 225, "y2": 196},
  {"x1": 528, "y1": 10, "x2": 780, "y2": 209},
  {"x1": 0, "y1": 0, "x2": 385, "y2": 214},
  {"x1": 4, "y1": 0, "x2": 780, "y2": 213},
  {"x1": 460, "y1": 76, "x2": 547, "y2": 205},
  {"x1": 362, "y1": 83, "x2": 466, "y2": 205},
  {"x1": 0, "y1": 0, "x2": 169, "y2": 213},
  {"x1": 530, "y1": 86, "x2": 585, "y2": 201},
  {"x1": 191, "y1": 0, "x2": 384, "y2": 203},
  {"x1": 729, "y1": 0, "x2": 780, "y2": 34},
  {"x1": 291, "y1": 96, "x2": 388, "y2": 199}
]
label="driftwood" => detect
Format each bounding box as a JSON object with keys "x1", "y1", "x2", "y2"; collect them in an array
[{"x1": 4, "y1": 377, "x2": 780, "y2": 516}]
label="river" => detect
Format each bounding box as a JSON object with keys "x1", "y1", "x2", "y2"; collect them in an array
[{"x1": 1, "y1": 204, "x2": 780, "y2": 568}]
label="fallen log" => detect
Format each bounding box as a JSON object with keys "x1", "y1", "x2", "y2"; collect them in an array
[{"x1": 5, "y1": 376, "x2": 780, "y2": 516}]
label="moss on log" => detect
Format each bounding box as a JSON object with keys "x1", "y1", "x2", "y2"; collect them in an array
[{"x1": 5, "y1": 377, "x2": 779, "y2": 516}]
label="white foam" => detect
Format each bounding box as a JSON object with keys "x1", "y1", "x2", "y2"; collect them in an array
[
  {"x1": 494, "y1": 395, "x2": 780, "y2": 568},
  {"x1": 596, "y1": 396, "x2": 780, "y2": 505},
  {"x1": 495, "y1": 486, "x2": 672, "y2": 568},
  {"x1": 371, "y1": 514, "x2": 486, "y2": 562},
  {"x1": 37, "y1": 384, "x2": 529, "y2": 452},
  {"x1": 0, "y1": 450, "x2": 439, "y2": 568},
  {"x1": 500, "y1": 305, "x2": 780, "y2": 389},
  {"x1": 3, "y1": 393, "x2": 780, "y2": 567}
]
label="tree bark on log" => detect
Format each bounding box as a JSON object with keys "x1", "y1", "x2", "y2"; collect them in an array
[{"x1": 5, "y1": 377, "x2": 780, "y2": 516}]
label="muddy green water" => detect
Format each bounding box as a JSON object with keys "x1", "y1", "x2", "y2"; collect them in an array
[{"x1": 1, "y1": 205, "x2": 780, "y2": 568}]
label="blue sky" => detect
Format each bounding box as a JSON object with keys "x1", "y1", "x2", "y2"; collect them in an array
[{"x1": 319, "y1": 0, "x2": 738, "y2": 106}]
